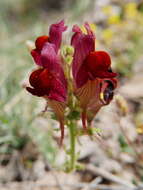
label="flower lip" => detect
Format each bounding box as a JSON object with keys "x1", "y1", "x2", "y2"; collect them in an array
[
  {"x1": 85, "y1": 51, "x2": 117, "y2": 79},
  {"x1": 29, "y1": 68, "x2": 52, "y2": 88},
  {"x1": 26, "y1": 68, "x2": 53, "y2": 97},
  {"x1": 35, "y1": 35, "x2": 49, "y2": 51}
]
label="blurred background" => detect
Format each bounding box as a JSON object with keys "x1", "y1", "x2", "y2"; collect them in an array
[{"x1": 0, "y1": 0, "x2": 143, "y2": 189}]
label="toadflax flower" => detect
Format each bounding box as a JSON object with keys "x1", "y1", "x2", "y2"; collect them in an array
[
  {"x1": 71, "y1": 23, "x2": 117, "y2": 130},
  {"x1": 26, "y1": 20, "x2": 67, "y2": 145}
]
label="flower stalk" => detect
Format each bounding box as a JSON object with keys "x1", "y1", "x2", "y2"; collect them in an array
[{"x1": 68, "y1": 120, "x2": 76, "y2": 171}]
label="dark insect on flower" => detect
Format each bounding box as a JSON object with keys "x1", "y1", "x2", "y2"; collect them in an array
[
  {"x1": 26, "y1": 20, "x2": 67, "y2": 145},
  {"x1": 71, "y1": 23, "x2": 117, "y2": 130}
]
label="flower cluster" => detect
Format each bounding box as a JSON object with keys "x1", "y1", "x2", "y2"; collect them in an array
[
  {"x1": 26, "y1": 20, "x2": 117, "y2": 145},
  {"x1": 71, "y1": 23, "x2": 117, "y2": 130}
]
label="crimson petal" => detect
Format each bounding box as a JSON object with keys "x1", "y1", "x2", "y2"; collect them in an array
[
  {"x1": 49, "y1": 20, "x2": 67, "y2": 53},
  {"x1": 41, "y1": 42, "x2": 67, "y2": 88},
  {"x1": 31, "y1": 50, "x2": 42, "y2": 66},
  {"x1": 71, "y1": 30, "x2": 95, "y2": 87}
]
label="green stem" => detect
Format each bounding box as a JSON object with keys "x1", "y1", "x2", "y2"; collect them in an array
[{"x1": 69, "y1": 120, "x2": 76, "y2": 171}]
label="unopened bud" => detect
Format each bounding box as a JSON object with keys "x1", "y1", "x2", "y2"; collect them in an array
[
  {"x1": 61, "y1": 45, "x2": 74, "y2": 66},
  {"x1": 66, "y1": 46, "x2": 74, "y2": 56},
  {"x1": 65, "y1": 55, "x2": 73, "y2": 65},
  {"x1": 61, "y1": 45, "x2": 74, "y2": 57}
]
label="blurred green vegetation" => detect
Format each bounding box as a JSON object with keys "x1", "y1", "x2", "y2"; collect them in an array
[
  {"x1": 0, "y1": 0, "x2": 143, "y2": 171},
  {"x1": 0, "y1": 0, "x2": 61, "y2": 166}
]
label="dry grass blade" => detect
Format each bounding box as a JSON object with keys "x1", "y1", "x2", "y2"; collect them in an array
[{"x1": 86, "y1": 164, "x2": 136, "y2": 189}]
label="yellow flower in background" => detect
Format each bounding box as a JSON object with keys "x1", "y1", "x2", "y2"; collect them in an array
[
  {"x1": 137, "y1": 125, "x2": 143, "y2": 134},
  {"x1": 103, "y1": 5, "x2": 113, "y2": 16},
  {"x1": 125, "y1": 2, "x2": 138, "y2": 18},
  {"x1": 108, "y1": 15, "x2": 120, "y2": 25},
  {"x1": 103, "y1": 5, "x2": 121, "y2": 25},
  {"x1": 102, "y1": 29, "x2": 113, "y2": 41}
]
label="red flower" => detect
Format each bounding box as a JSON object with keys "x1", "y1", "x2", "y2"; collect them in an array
[
  {"x1": 71, "y1": 23, "x2": 117, "y2": 130},
  {"x1": 26, "y1": 20, "x2": 67, "y2": 145}
]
